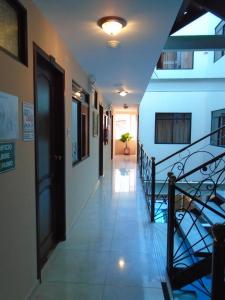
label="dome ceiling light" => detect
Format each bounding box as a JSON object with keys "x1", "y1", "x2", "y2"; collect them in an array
[
  {"x1": 97, "y1": 16, "x2": 127, "y2": 36},
  {"x1": 118, "y1": 89, "x2": 128, "y2": 97}
]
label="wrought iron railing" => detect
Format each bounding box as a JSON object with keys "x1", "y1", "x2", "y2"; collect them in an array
[
  {"x1": 167, "y1": 152, "x2": 225, "y2": 299},
  {"x1": 138, "y1": 144, "x2": 155, "y2": 221},
  {"x1": 138, "y1": 125, "x2": 225, "y2": 222}
]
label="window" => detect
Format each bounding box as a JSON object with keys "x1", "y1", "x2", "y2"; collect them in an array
[
  {"x1": 214, "y1": 21, "x2": 225, "y2": 62},
  {"x1": 211, "y1": 109, "x2": 225, "y2": 147},
  {"x1": 81, "y1": 104, "x2": 89, "y2": 158},
  {"x1": 0, "y1": 0, "x2": 27, "y2": 64},
  {"x1": 71, "y1": 99, "x2": 80, "y2": 164},
  {"x1": 94, "y1": 90, "x2": 98, "y2": 110},
  {"x1": 114, "y1": 114, "x2": 137, "y2": 140},
  {"x1": 71, "y1": 81, "x2": 89, "y2": 165},
  {"x1": 155, "y1": 113, "x2": 191, "y2": 144},
  {"x1": 157, "y1": 51, "x2": 193, "y2": 70}
]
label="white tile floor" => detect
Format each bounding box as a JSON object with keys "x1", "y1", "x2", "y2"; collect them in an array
[{"x1": 31, "y1": 156, "x2": 167, "y2": 300}]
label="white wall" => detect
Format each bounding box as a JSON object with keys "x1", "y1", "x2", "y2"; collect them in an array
[
  {"x1": 0, "y1": 1, "x2": 111, "y2": 299},
  {"x1": 139, "y1": 79, "x2": 225, "y2": 180}
]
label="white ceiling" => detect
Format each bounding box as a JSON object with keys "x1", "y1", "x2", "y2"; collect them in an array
[{"x1": 33, "y1": 0, "x2": 182, "y2": 106}]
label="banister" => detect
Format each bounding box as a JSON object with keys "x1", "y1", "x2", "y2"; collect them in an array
[
  {"x1": 175, "y1": 185, "x2": 225, "y2": 220},
  {"x1": 211, "y1": 224, "x2": 225, "y2": 300},
  {"x1": 176, "y1": 151, "x2": 225, "y2": 182},
  {"x1": 155, "y1": 125, "x2": 225, "y2": 167}
]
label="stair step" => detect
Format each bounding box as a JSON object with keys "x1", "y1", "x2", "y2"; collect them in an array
[
  {"x1": 176, "y1": 212, "x2": 213, "y2": 254},
  {"x1": 216, "y1": 190, "x2": 225, "y2": 203},
  {"x1": 194, "y1": 201, "x2": 225, "y2": 225},
  {"x1": 173, "y1": 290, "x2": 197, "y2": 300}
]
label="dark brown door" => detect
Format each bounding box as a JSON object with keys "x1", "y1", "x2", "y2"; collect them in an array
[
  {"x1": 34, "y1": 46, "x2": 65, "y2": 277},
  {"x1": 99, "y1": 105, "x2": 104, "y2": 177}
]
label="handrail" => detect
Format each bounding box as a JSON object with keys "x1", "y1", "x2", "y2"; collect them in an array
[
  {"x1": 176, "y1": 151, "x2": 225, "y2": 182},
  {"x1": 175, "y1": 185, "x2": 225, "y2": 220},
  {"x1": 167, "y1": 170, "x2": 225, "y2": 297},
  {"x1": 156, "y1": 125, "x2": 225, "y2": 166}
]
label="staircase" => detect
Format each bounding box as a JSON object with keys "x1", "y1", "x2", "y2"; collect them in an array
[
  {"x1": 137, "y1": 126, "x2": 225, "y2": 300},
  {"x1": 138, "y1": 125, "x2": 225, "y2": 223}
]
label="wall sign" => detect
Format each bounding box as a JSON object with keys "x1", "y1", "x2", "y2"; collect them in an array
[
  {"x1": 23, "y1": 102, "x2": 34, "y2": 141},
  {"x1": 0, "y1": 142, "x2": 15, "y2": 174},
  {"x1": 0, "y1": 91, "x2": 19, "y2": 140}
]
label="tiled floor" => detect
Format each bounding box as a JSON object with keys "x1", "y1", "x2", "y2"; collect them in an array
[{"x1": 31, "y1": 156, "x2": 167, "y2": 300}]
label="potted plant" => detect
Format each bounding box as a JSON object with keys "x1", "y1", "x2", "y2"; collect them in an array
[{"x1": 120, "y1": 132, "x2": 132, "y2": 155}]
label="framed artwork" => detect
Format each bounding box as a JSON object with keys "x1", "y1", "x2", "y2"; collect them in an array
[
  {"x1": 0, "y1": 91, "x2": 19, "y2": 140},
  {"x1": 93, "y1": 111, "x2": 99, "y2": 137},
  {"x1": 23, "y1": 102, "x2": 34, "y2": 141}
]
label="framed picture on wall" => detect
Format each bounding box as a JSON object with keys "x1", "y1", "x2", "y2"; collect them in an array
[{"x1": 93, "y1": 111, "x2": 99, "y2": 137}]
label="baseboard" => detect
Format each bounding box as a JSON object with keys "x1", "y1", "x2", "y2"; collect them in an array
[{"x1": 25, "y1": 279, "x2": 40, "y2": 300}]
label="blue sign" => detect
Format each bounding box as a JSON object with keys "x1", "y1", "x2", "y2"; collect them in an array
[{"x1": 0, "y1": 142, "x2": 15, "y2": 174}]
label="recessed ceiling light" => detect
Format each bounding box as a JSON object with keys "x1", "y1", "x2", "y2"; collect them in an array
[{"x1": 97, "y1": 16, "x2": 127, "y2": 36}]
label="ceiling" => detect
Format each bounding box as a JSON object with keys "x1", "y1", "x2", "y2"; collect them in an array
[
  {"x1": 33, "y1": 0, "x2": 182, "y2": 106},
  {"x1": 170, "y1": 0, "x2": 225, "y2": 34}
]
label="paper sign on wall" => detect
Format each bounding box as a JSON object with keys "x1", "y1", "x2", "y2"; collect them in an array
[
  {"x1": 23, "y1": 102, "x2": 34, "y2": 141},
  {"x1": 0, "y1": 91, "x2": 19, "y2": 140}
]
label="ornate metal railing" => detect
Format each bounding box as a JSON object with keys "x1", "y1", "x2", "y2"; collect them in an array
[
  {"x1": 138, "y1": 144, "x2": 155, "y2": 221},
  {"x1": 139, "y1": 125, "x2": 225, "y2": 222},
  {"x1": 167, "y1": 152, "x2": 225, "y2": 299}
]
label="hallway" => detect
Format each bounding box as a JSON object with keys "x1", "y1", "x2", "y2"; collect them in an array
[{"x1": 31, "y1": 156, "x2": 167, "y2": 299}]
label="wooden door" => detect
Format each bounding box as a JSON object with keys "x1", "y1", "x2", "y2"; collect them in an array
[{"x1": 34, "y1": 46, "x2": 65, "y2": 277}]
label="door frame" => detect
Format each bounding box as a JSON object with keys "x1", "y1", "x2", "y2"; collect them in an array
[
  {"x1": 99, "y1": 104, "x2": 104, "y2": 177},
  {"x1": 111, "y1": 115, "x2": 113, "y2": 160},
  {"x1": 33, "y1": 43, "x2": 66, "y2": 279}
]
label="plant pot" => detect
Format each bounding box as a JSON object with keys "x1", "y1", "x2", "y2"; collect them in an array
[{"x1": 124, "y1": 146, "x2": 130, "y2": 155}]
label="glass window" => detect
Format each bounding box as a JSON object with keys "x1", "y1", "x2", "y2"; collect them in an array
[
  {"x1": 81, "y1": 104, "x2": 89, "y2": 159},
  {"x1": 72, "y1": 80, "x2": 90, "y2": 165},
  {"x1": 214, "y1": 21, "x2": 225, "y2": 62},
  {"x1": 155, "y1": 113, "x2": 191, "y2": 144},
  {"x1": 211, "y1": 109, "x2": 225, "y2": 147},
  {"x1": 114, "y1": 114, "x2": 137, "y2": 140},
  {"x1": 94, "y1": 91, "x2": 98, "y2": 109},
  {"x1": 0, "y1": 0, "x2": 27, "y2": 64},
  {"x1": 0, "y1": 0, "x2": 18, "y2": 56},
  {"x1": 71, "y1": 99, "x2": 80, "y2": 164},
  {"x1": 157, "y1": 51, "x2": 193, "y2": 70}
]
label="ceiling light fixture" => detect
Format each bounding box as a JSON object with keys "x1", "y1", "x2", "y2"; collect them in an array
[
  {"x1": 97, "y1": 16, "x2": 127, "y2": 36},
  {"x1": 119, "y1": 90, "x2": 128, "y2": 97}
]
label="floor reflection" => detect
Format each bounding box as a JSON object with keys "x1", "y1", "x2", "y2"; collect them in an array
[
  {"x1": 113, "y1": 155, "x2": 136, "y2": 193},
  {"x1": 114, "y1": 168, "x2": 136, "y2": 193},
  {"x1": 31, "y1": 154, "x2": 166, "y2": 300}
]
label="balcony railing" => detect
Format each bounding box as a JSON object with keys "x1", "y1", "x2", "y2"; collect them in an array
[{"x1": 138, "y1": 125, "x2": 225, "y2": 222}]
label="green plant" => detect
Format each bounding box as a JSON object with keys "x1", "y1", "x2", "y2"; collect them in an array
[{"x1": 120, "y1": 132, "x2": 132, "y2": 148}]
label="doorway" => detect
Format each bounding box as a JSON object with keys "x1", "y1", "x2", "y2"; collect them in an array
[
  {"x1": 33, "y1": 45, "x2": 66, "y2": 278},
  {"x1": 99, "y1": 104, "x2": 104, "y2": 176},
  {"x1": 113, "y1": 110, "x2": 138, "y2": 156}
]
